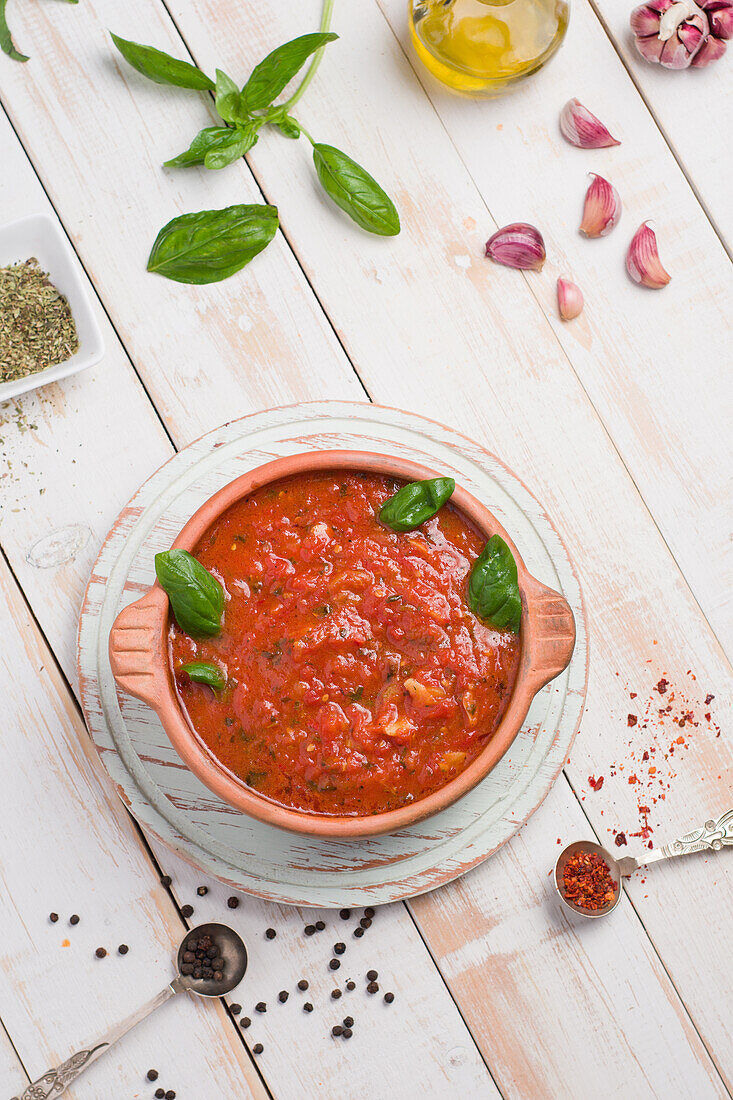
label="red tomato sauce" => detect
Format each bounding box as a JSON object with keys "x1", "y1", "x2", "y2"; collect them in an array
[{"x1": 170, "y1": 471, "x2": 521, "y2": 817}]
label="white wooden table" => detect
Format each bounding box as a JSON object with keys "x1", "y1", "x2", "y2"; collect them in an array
[{"x1": 0, "y1": 1, "x2": 731, "y2": 1097}]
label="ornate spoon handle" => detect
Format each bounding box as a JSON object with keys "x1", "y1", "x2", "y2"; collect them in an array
[
  {"x1": 643, "y1": 808, "x2": 733, "y2": 866},
  {"x1": 13, "y1": 980, "x2": 181, "y2": 1100}
]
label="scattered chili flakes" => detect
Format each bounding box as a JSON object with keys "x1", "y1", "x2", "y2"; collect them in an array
[
  {"x1": 562, "y1": 851, "x2": 618, "y2": 910},
  {"x1": 588, "y1": 775, "x2": 604, "y2": 792},
  {"x1": 627, "y1": 714, "x2": 637, "y2": 727},
  {"x1": 656, "y1": 678, "x2": 669, "y2": 694},
  {"x1": 614, "y1": 832, "x2": 627, "y2": 846}
]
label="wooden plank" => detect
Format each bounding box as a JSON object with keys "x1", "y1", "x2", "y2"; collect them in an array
[
  {"x1": 136, "y1": 0, "x2": 733, "y2": 1088},
  {"x1": 0, "y1": 49, "x2": 499, "y2": 1100},
  {"x1": 378, "y1": 0, "x2": 733, "y2": 655},
  {"x1": 587, "y1": 0, "x2": 733, "y2": 251},
  {"x1": 0, "y1": 556, "x2": 268, "y2": 1100}
]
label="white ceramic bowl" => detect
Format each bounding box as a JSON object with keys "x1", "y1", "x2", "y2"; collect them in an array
[{"x1": 0, "y1": 213, "x2": 104, "y2": 401}]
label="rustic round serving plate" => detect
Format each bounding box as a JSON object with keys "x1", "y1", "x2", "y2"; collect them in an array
[{"x1": 78, "y1": 402, "x2": 587, "y2": 907}]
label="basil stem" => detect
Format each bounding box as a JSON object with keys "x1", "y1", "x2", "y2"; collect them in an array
[
  {"x1": 0, "y1": 0, "x2": 28, "y2": 61},
  {"x1": 467, "y1": 535, "x2": 522, "y2": 634},
  {"x1": 379, "y1": 477, "x2": 455, "y2": 532},
  {"x1": 312, "y1": 144, "x2": 400, "y2": 236},
  {"x1": 147, "y1": 204, "x2": 278, "y2": 284},
  {"x1": 155, "y1": 549, "x2": 224, "y2": 637},
  {"x1": 179, "y1": 661, "x2": 227, "y2": 690},
  {"x1": 242, "y1": 32, "x2": 338, "y2": 112},
  {"x1": 110, "y1": 33, "x2": 214, "y2": 90}
]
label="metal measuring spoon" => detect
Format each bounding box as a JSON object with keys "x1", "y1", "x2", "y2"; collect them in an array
[
  {"x1": 15, "y1": 923, "x2": 247, "y2": 1099},
  {"x1": 554, "y1": 808, "x2": 733, "y2": 919}
]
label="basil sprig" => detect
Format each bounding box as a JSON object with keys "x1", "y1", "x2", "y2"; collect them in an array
[
  {"x1": 147, "y1": 204, "x2": 278, "y2": 284},
  {"x1": 380, "y1": 477, "x2": 455, "y2": 532},
  {"x1": 110, "y1": 8, "x2": 400, "y2": 284},
  {"x1": 313, "y1": 145, "x2": 400, "y2": 237},
  {"x1": 179, "y1": 661, "x2": 227, "y2": 690},
  {"x1": 110, "y1": 34, "x2": 214, "y2": 90},
  {"x1": 2, "y1": 0, "x2": 77, "y2": 63},
  {"x1": 155, "y1": 549, "x2": 224, "y2": 636},
  {"x1": 467, "y1": 535, "x2": 522, "y2": 634}
]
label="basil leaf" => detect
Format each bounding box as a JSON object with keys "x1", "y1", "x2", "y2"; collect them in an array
[
  {"x1": 242, "y1": 32, "x2": 338, "y2": 111},
  {"x1": 110, "y1": 33, "x2": 214, "y2": 90},
  {"x1": 204, "y1": 124, "x2": 258, "y2": 170},
  {"x1": 215, "y1": 68, "x2": 249, "y2": 125},
  {"x1": 155, "y1": 549, "x2": 224, "y2": 637},
  {"x1": 312, "y1": 144, "x2": 400, "y2": 236},
  {"x1": 179, "y1": 661, "x2": 227, "y2": 690},
  {"x1": 147, "y1": 203, "x2": 278, "y2": 284},
  {"x1": 164, "y1": 127, "x2": 237, "y2": 168},
  {"x1": 467, "y1": 535, "x2": 522, "y2": 634},
  {"x1": 0, "y1": 0, "x2": 29, "y2": 61},
  {"x1": 273, "y1": 114, "x2": 301, "y2": 140},
  {"x1": 379, "y1": 477, "x2": 455, "y2": 532}
]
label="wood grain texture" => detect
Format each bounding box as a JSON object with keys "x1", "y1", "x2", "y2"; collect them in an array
[
  {"x1": 0, "y1": 555, "x2": 268, "y2": 1099},
  {"x1": 0, "y1": 1024, "x2": 28, "y2": 1099}
]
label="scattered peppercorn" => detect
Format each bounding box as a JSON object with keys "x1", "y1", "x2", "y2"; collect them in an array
[
  {"x1": 230, "y1": 1003, "x2": 241, "y2": 1015},
  {"x1": 315, "y1": 920, "x2": 326, "y2": 931},
  {"x1": 346, "y1": 980, "x2": 356, "y2": 991},
  {"x1": 343, "y1": 1016, "x2": 354, "y2": 1027},
  {"x1": 278, "y1": 991, "x2": 289, "y2": 1003},
  {"x1": 332, "y1": 1025, "x2": 343, "y2": 1037},
  {"x1": 334, "y1": 942, "x2": 345, "y2": 955},
  {"x1": 265, "y1": 928, "x2": 276, "y2": 939},
  {"x1": 227, "y1": 896, "x2": 240, "y2": 909},
  {"x1": 165, "y1": 1091, "x2": 176, "y2": 1099},
  {"x1": 253, "y1": 1043, "x2": 264, "y2": 1055},
  {"x1": 147, "y1": 1069, "x2": 159, "y2": 1082},
  {"x1": 364, "y1": 907, "x2": 375, "y2": 918},
  {"x1": 297, "y1": 979, "x2": 309, "y2": 991},
  {"x1": 360, "y1": 918, "x2": 372, "y2": 929},
  {"x1": 366, "y1": 969, "x2": 378, "y2": 981},
  {"x1": 197, "y1": 885, "x2": 208, "y2": 896},
  {"x1": 331, "y1": 989, "x2": 342, "y2": 1000},
  {"x1": 304, "y1": 1002, "x2": 314, "y2": 1012},
  {"x1": 241, "y1": 1016, "x2": 251, "y2": 1028},
  {"x1": 95, "y1": 947, "x2": 107, "y2": 959},
  {"x1": 304, "y1": 924, "x2": 316, "y2": 936},
  {"x1": 255, "y1": 1002, "x2": 267, "y2": 1013},
  {"x1": 69, "y1": 914, "x2": 80, "y2": 926},
  {"x1": 49, "y1": 913, "x2": 59, "y2": 923},
  {"x1": 118, "y1": 944, "x2": 129, "y2": 955},
  {"x1": 181, "y1": 904, "x2": 194, "y2": 918},
  {"x1": 384, "y1": 992, "x2": 395, "y2": 1004},
  {"x1": 354, "y1": 927, "x2": 364, "y2": 938},
  {"x1": 160, "y1": 875, "x2": 172, "y2": 887},
  {"x1": 155, "y1": 1090, "x2": 165, "y2": 1099},
  {"x1": 339, "y1": 908, "x2": 351, "y2": 920},
  {"x1": 367, "y1": 981, "x2": 379, "y2": 994},
  {"x1": 343, "y1": 1027, "x2": 353, "y2": 1039}
]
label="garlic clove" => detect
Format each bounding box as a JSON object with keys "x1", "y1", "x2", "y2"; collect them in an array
[
  {"x1": 691, "y1": 29, "x2": 728, "y2": 60},
  {"x1": 626, "y1": 222, "x2": 671, "y2": 288},
  {"x1": 485, "y1": 223, "x2": 546, "y2": 270},
  {"x1": 559, "y1": 99, "x2": 621, "y2": 149},
  {"x1": 557, "y1": 277, "x2": 584, "y2": 320},
  {"x1": 703, "y1": 0, "x2": 733, "y2": 39},
  {"x1": 580, "y1": 174, "x2": 622, "y2": 237}
]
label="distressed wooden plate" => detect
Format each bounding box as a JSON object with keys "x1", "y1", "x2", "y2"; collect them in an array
[{"x1": 78, "y1": 402, "x2": 587, "y2": 906}]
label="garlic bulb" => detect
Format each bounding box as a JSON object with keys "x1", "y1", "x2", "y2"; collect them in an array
[{"x1": 630, "y1": 0, "x2": 732, "y2": 68}]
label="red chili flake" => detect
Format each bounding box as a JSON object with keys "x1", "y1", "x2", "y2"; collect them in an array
[
  {"x1": 628, "y1": 774, "x2": 639, "y2": 784},
  {"x1": 642, "y1": 751, "x2": 649, "y2": 762},
  {"x1": 638, "y1": 805, "x2": 650, "y2": 814},
  {"x1": 627, "y1": 714, "x2": 637, "y2": 727},
  {"x1": 705, "y1": 693, "x2": 715, "y2": 705},
  {"x1": 557, "y1": 838, "x2": 562, "y2": 844},
  {"x1": 656, "y1": 678, "x2": 669, "y2": 694},
  {"x1": 562, "y1": 851, "x2": 618, "y2": 911},
  {"x1": 588, "y1": 775, "x2": 604, "y2": 791},
  {"x1": 630, "y1": 692, "x2": 637, "y2": 699},
  {"x1": 614, "y1": 832, "x2": 627, "y2": 846}
]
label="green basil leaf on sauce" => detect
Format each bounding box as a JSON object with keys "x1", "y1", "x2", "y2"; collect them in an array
[
  {"x1": 242, "y1": 32, "x2": 338, "y2": 111},
  {"x1": 110, "y1": 33, "x2": 214, "y2": 90},
  {"x1": 467, "y1": 534, "x2": 522, "y2": 634},
  {"x1": 0, "y1": 0, "x2": 29, "y2": 61},
  {"x1": 379, "y1": 477, "x2": 455, "y2": 532},
  {"x1": 146, "y1": 204, "x2": 278, "y2": 284},
  {"x1": 214, "y1": 69, "x2": 250, "y2": 125},
  {"x1": 179, "y1": 661, "x2": 226, "y2": 690},
  {"x1": 155, "y1": 549, "x2": 224, "y2": 637},
  {"x1": 312, "y1": 144, "x2": 400, "y2": 237}
]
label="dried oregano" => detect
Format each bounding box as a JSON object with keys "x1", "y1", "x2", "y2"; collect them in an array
[{"x1": 0, "y1": 258, "x2": 79, "y2": 383}]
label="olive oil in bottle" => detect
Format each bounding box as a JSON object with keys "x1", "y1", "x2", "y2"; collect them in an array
[{"x1": 409, "y1": 0, "x2": 569, "y2": 98}]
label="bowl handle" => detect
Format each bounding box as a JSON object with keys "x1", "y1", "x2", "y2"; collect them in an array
[
  {"x1": 108, "y1": 588, "x2": 168, "y2": 711},
  {"x1": 524, "y1": 574, "x2": 576, "y2": 692}
]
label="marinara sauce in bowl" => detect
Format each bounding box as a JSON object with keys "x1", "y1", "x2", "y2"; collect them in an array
[{"x1": 109, "y1": 451, "x2": 576, "y2": 837}]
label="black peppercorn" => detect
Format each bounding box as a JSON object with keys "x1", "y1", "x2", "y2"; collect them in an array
[
  {"x1": 346, "y1": 980, "x2": 356, "y2": 991},
  {"x1": 118, "y1": 944, "x2": 129, "y2": 955},
  {"x1": 339, "y1": 908, "x2": 351, "y2": 919},
  {"x1": 343, "y1": 1016, "x2": 354, "y2": 1027},
  {"x1": 364, "y1": 907, "x2": 375, "y2": 918},
  {"x1": 70, "y1": 914, "x2": 80, "y2": 926},
  {"x1": 315, "y1": 920, "x2": 325, "y2": 931},
  {"x1": 304, "y1": 1002, "x2": 314, "y2": 1012},
  {"x1": 181, "y1": 904, "x2": 193, "y2": 918},
  {"x1": 160, "y1": 875, "x2": 171, "y2": 887},
  {"x1": 334, "y1": 942, "x2": 345, "y2": 955},
  {"x1": 147, "y1": 1069, "x2": 159, "y2": 1081},
  {"x1": 278, "y1": 990, "x2": 289, "y2": 1003},
  {"x1": 367, "y1": 981, "x2": 379, "y2": 994},
  {"x1": 331, "y1": 989, "x2": 342, "y2": 1000},
  {"x1": 165, "y1": 1091, "x2": 176, "y2": 1099},
  {"x1": 384, "y1": 992, "x2": 395, "y2": 1004},
  {"x1": 360, "y1": 917, "x2": 372, "y2": 929},
  {"x1": 155, "y1": 1090, "x2": 165, "y2": 1099},
  {"x1": 265, "y1": 927, "x2": 276, "y2": 939},
  {"x1": 329, "y1": 958, "x2": 340, "y2": 970},
  {"x1": 95, "y1": 947, "x2": 107, "y2": 959},
  {"x1": 354, "y1": 927, "x2": 364, "y2": 938},
  {"x1": 297, "y1": 979, "x2": 309, "y2": 991},
  {"x1": 253, "y1": 1043, "x2": 264, "y2": 1055},
  {"x1": 343, "y1": 1027, "x2": 353, "y2": 1039},
  {"x1": 331, "y1": 1025, "x2": 343, "y2": 1037},
  {"x1": 227, "y1": 896, "x2": 240, "y2": 909},
  {"x1": 255, "y1": 1002, "x2": 267, "y2": 1013},
  {"x1": 49, "y1": 913, "x2": 59, "y2": 923},
  {"x1": 367, "y1": 969, "x2": 378, "y2": 981},
  {"x1": 304, "y1": 924, "x2": 316, "y2": 936},
  {"x1": 241, "y1": 1016, "x2": 251, "y2": 1028},
  {"x1": 197, "y1": 885, "x2": 208, "y2": 896},
  {"x1": 230, "y1": 1003, "x2": 241, "y2": 1015}
]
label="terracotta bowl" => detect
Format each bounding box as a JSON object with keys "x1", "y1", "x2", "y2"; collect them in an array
[{"x1": 109, "y1": 450, "x2": 576, "y2": 838}]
